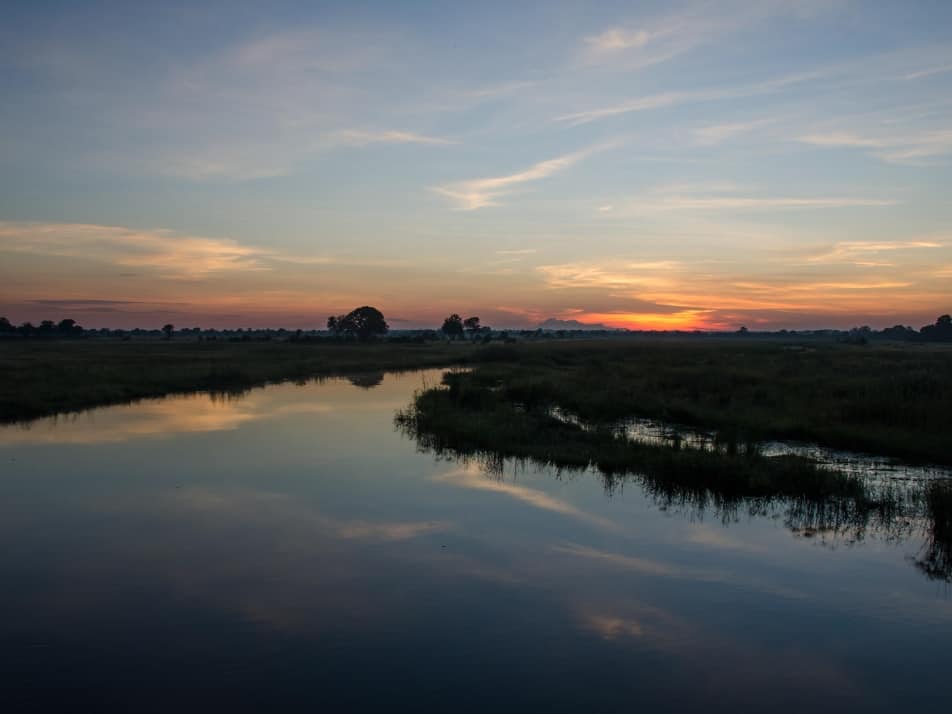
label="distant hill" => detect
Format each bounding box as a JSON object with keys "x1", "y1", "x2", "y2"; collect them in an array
[{"x1": 537, "y1": 318, "x2": 617, "y2": 331}]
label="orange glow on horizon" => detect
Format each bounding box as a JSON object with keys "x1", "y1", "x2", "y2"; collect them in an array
[{"x1": 575, "y1": 311, "x2": 718, "y2": 331}]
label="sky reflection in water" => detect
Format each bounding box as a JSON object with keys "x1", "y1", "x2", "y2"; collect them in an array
[{"x1": 1, "y1": 371, "x2": 949, "y2": 712}]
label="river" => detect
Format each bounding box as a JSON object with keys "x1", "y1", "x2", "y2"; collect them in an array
[{"x1": 1, "y1": 370, "x2": 948, "y2": 712}]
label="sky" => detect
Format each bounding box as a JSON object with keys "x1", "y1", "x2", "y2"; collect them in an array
[{"x1": 1, "y1": 0, "x2": 951, "y2": 330}]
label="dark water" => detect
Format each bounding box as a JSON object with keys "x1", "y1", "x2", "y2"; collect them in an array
[{"x1": 1, "y1": 371, "x2": 949, "y2": 712}]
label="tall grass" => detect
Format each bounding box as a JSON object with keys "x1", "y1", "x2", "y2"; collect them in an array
[{"x1": 464, "y1": 340, "x2": 952, "y2": 464}]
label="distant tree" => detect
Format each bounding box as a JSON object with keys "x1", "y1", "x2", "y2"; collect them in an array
[
  {"x1": 441, "y1": 314, "x2": 464, "y2": 340},
  {"x1": 0, "y1": 317, "x2": 12, "y2": 334},
  {"x1": 737, "y1": 326, "x2": 749, "y2": 335},
  {"x1": 921, "y1": 314, "x2": 952, "y2": 342},
  {"x1": 39, "y1": 320, "x2": 55, "y2": 335},
  {"x1": 881, "y1": 324, "x2": 916, "y2": 341},
  {"x1": 18, "y1": 322, "x2": 35, "y2": 336},
  {"x1": 842, "y1": 326, "x2": 870, "y2": 345},
  {"x1": 162, "y1": 323, "x2": 174, "y2": 340},
  {"x1": 56, "y1": 318, "x2": 82, "y2": 337},
  {"x1": 463, "y1": 316, "x2": 481, "y2": 339},
  {"x1": 335, "y1": 306, "x2": 388, "y2": 340},
  {"x1": 327, "y1": 315, "x2": 344, "y2": 336}
]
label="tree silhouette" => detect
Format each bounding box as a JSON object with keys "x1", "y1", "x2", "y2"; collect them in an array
[
  {"x1": 56, "y1": 318, "x2": 82, "y2": 337},
  {"x1": 330, "y1": 306, "x2": 388, "y2": 340},
  {"x1": 162, "y1": 323, "x2": 174, "y2": 340},
  {"x1": 463, "y1": 316, "x2": 481, "y2": 339},
  {"x1": 920, "y1": 314, "x2": 952, "y2": 342},
  {"x1": 0, "y1": 317, "x2": 12, "y2": 334},
  {"x1": 441, "y1": 314, "x2": 464, "y2": 340}
]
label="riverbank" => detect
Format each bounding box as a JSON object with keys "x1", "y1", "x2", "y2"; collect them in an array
[{"x1": 0, "y1": 339, "x2": 470, "y2": 423}]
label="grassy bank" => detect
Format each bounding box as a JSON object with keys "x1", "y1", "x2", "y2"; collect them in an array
[
  {"x1": 396, "y1": 379, "x2": 874, "y2": 504},
  {"x1": 440, "y1": 339, "x2": 952, "y2": 465},
  {"x1": 0, "y1": 339, "x2": 471, "y2": 422}
]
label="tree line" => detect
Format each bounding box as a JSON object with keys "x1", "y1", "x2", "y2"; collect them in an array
[
  {"x1": 0, "y1": 318, "x2": 83, "y2": 338},
  {"x1": 439, "y1": 314, "x2": 489, "y2": 341},
  {"x1": 841, "y1": 314, "x2": 952, "y2": 344},
  {"x1": 4, "y1": 312, "x2": 952, "y2": 342},
  {"x1": 322, "y1": 307, "x2": 491, "y2": 341}
]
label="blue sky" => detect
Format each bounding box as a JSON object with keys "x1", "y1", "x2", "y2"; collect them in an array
[{"x1": 1, "y1": 0, "x2": 950, "y2": 329}]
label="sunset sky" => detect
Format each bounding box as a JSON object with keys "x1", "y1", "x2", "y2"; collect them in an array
[{"x1": 2, "y1": 0, "x2": 951, "y2": 330}]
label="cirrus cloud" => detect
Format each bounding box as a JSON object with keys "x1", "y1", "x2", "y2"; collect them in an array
[{"x1": 0, "y1": 222, "x2": 268, "y2": 279}]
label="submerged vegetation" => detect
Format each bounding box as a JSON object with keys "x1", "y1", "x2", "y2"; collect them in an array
[{"x1": 916, "y1": 481, "x2": 952, "y2": 581}]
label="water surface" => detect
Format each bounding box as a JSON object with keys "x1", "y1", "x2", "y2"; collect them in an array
[{"x1": 1, "y1": 371, "x2": 949, "y2": 712}]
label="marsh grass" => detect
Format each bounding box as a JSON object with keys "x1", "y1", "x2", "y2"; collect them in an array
[
  {"x1": 395, "y1": 376, "x2": 880, "y2": 507},
  {"x1": 396, "y1": 367, "x2": 952, "y2": 581},
  {"x1": 459, "y1": 340, "x2": 952, "y2": 465}
]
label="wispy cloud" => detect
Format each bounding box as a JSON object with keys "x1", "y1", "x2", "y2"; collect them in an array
[
  {"x1": 605, "y1": 184, "x2": 896, "y2": 216},
  {"x1": 327, "y1": 129, "x2": 457, "y2": 147},
  {"x1": 555, "y1": 72, "x2": 818, "y2": 126},
  {"x1": 0, "y1": 222, "x2": 413, "y2": 280},
  {"x1": 693, "y1": 118, "x2": 776, "y2": 145},
  {"x1": 0, "y1": 222, "x2": 268, "y2": 278},
  {"x1": 578, "y1": 1, "x2": 839, "y2": 69},
  {"x1": 584, "y1": 26, "x2": 666, "y2": 53},
  {"x1": 807, "y1": 240, "x2": 944, "y2": 264},
  {"x1": 432, "y1": 144, "x2": 613, "y2": 210},
  {"x1": 903, "y1": 63, "x2": 952, "y2": 81},
  {"x1": 580, "y1": 21, "x2": 687, "y2": 69},
  {"x1": 578, "y1": 3, "x2": 749, "y2": 69},
  {"x1": 464, "y1": 80, "x2": 537, "y2": 99},
  {"x1": 555, "y1": 91, "x2": 686, "y2": 126},
  {"x1": 798, "y1": 129, "x2": 952, "y2": 164},
  {"x1": 537, "y1": 261, "x2": 678, "y2": 290},
  {"x1": 640, "y1": 197, "x2": 896, "y2": 211}
]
